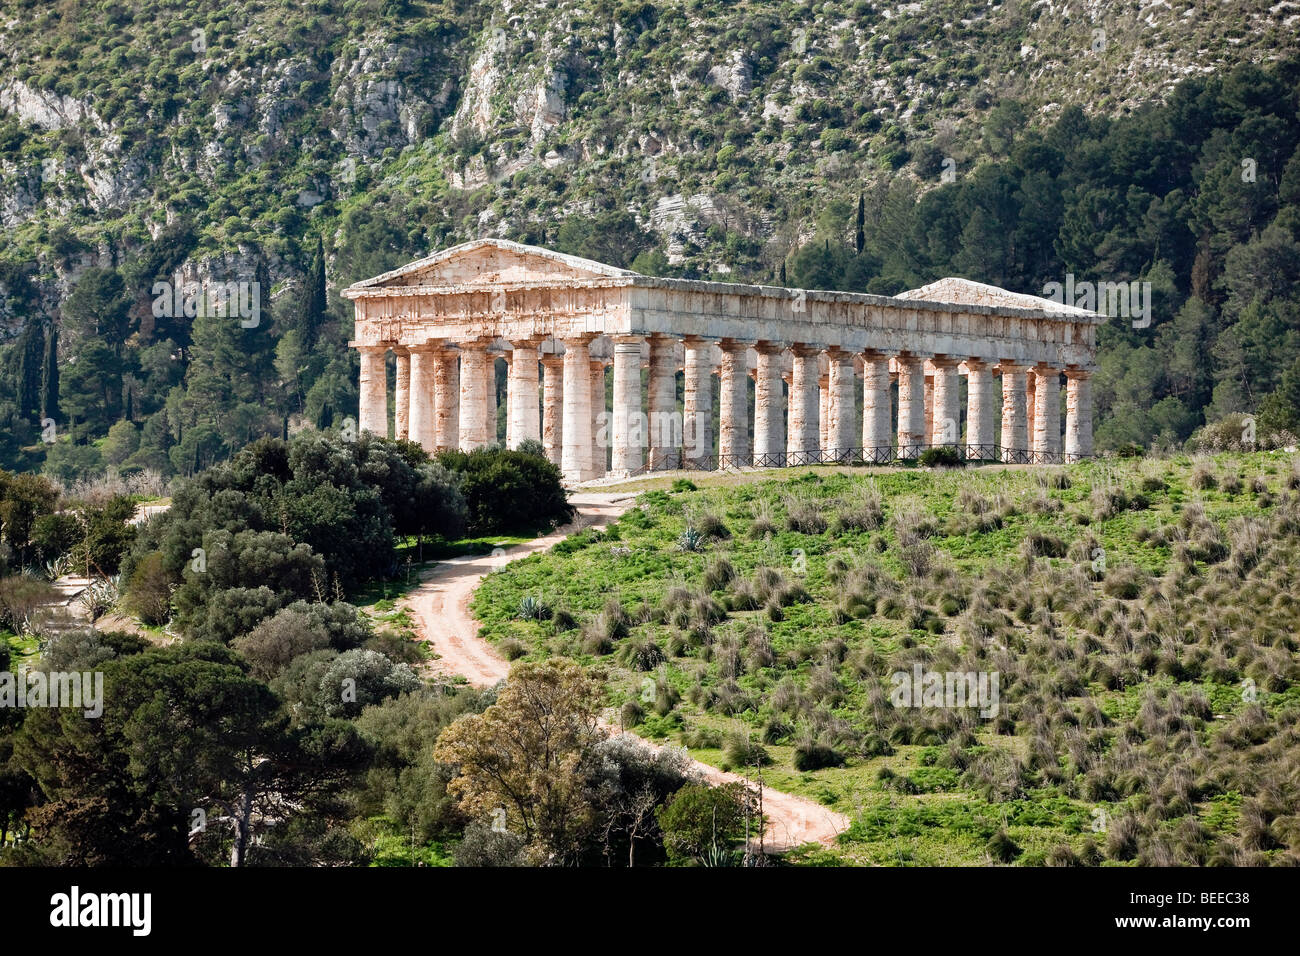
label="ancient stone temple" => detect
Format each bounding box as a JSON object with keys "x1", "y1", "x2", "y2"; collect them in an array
[{"x1": 346, "y1": 239, "x2": 1099, "y2": 483}]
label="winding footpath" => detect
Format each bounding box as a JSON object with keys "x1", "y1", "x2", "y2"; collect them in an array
[{"x1": 402, "y1": 491, "x2": 849, "y2": 853}]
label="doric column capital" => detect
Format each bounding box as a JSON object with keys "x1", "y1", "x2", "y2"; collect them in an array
[
  {"x1": 1064, "y1": 367, "x2": 1093, "y2": 380},
  {"x1": 753, "y1": 340, "x2": 787, "y2": 355},
  {"x1": 930, "y1": 354, "x2": 960, "y2": 369},
  {"x1": 789, "y1": 342, "x2": 822, "y2": 358}
]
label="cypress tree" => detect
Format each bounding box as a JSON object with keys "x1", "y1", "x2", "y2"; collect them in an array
[
  {"x1": 779, "y1": 261, "x2": 787, "y2": 285},
  {"x1": 304, "y1": 236, "x2": 327, "y2": 347},
  {"x1": 41, "y1": 321, "x2": 59, "y2": 422},
  {"x1": 855, "y1": 193, "x2": 866, "y2": 254},
  {"x1": 17, "y1": 321, "x2": 43, "y2": 419}
]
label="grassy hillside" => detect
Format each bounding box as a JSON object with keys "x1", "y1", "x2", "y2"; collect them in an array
[{"x1": 475, "y1": 453, "x2": 1300, "y2": 865}]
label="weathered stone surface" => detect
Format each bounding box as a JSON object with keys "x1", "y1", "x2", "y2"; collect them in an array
[
  {"x1": 434, "y1": 346, "x2": 459, "y2": 451},
  {"x1": 458, "y1": 341, "x2": 490, "y2": 450},
  {"x1": 407, "y1": 345, "x2": 435, "y2": 451},
  {"x1": 611, "y1": 336, "x2": 645, "y2": 476},
  {"x1": 561, "y1": 336, "x2": 594, "y2": 480},
  {"x1": 828, "y1": 349, "x2": 856, "y2": 454},
  {"x1": 540, "y1": 353, "x2": 563, "y2": 465},
  {"x1": 897, "y1": 353, "x2": 927, "y2": 456},
  {"x1": 1064, "y1": 369, "x2": 1093, "y2": 461},
  {"x1": 719, "y1": 341, "x2": 750, "y2": 463},
  {"x1": 999, "y1": 363, "x2": 1029, "y2": 461},
  {"x1": 358, "y1": 346, "x2": 387, "y2": 437},
  {"x1": 394, "y1": 347, "x2": 411, "y2": 442},
  {"x1": 861, "y1": 350, "x2": 892, "y2": 452}
]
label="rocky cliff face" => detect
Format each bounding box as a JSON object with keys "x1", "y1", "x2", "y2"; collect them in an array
[{"x1": 0, "y1": 0, "x2": 1295, "y2": 321}]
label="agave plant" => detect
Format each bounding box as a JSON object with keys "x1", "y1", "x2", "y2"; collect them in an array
[
  {"x1": 516, "y1": 594, "x2": 551, "y2": 621},
  {"x1": 78, "y1": 574, "x2": 121, "y2": 622},
  {"x1": 699, "y1": 841, "x2": 736, "y2": 867},
  {"x1": 676, "y1": 526, "x2": 705, "y2": 552}
]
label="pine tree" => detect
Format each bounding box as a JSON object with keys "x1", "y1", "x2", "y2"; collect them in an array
[
  {"x1": 41, "y1": 322, "x2": 59, "y2": 422},
  {"x1": 856, "y1": 193, "x2": 866, "y2": 254}
]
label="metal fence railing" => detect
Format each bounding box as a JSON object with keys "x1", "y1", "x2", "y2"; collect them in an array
[{"x1": 620, "y1": 443, "x2": 1085, "y2": 476}]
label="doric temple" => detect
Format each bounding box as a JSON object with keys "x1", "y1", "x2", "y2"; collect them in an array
[{"x1": 345, "y1": 239, "x2": 1100, "y2": 483}]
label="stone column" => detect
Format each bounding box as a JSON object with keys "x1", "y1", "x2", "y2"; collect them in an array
[
  {"x1": 828, "y1": 348, "x2": 856, "y2": 459},
  {"x1": 924, "y1": 373, "x2": 935, "y2": 444},
  {"x1": 718, "y1": 341, "x2": 750, "y2": 465},
  {"x1": 458, "y1": 340, "x2": 490, "y2": 450},
  {"x1": 931, "y1": 358, "x2": 960, "y2": 447},
  {"x1": 965, "y1": 358, "x2": 995, "y2": 458},
  {"x1": 646, "y1": 334, "x2": 677, "y2": 470},
  {"x1": 561, "y1": 336, "x2": 595, "y2": 481},
  {"x1": 789, "y1": 345, "x2": 820, "y2": 462},
  {"x1": 590, "y1": 359, "x2": 607, "y2": 478},
  {"x1": 540, "y1": 352, "x2": 564, "y2": 465},
  {"x1": 1032, "y1": 365, "x2": 1061, "y2": 459},
  {"x1": 999, "y1": 363, "x2": 1029, "y2": 463},
  {"x1": 1025, "y1": 370, "x2": 1037, "y2": 436},
  {"x1": 485, "y1": 350, "x2": 500, "y2": 446},
  {"x1": 1064, "y1": 369, "x2": 1094, "y2": 462},
  {"x1": 611, "y1": 336, "x2": 645, "y2": 476},
  {"x1": 861, "y1": 350, "x2": 892, "y2": 461},
  {"x1": 818, "y1": 375, "x2": 831, "y2": 451},
  {"x1": 407, "y1": 344, "x2": 437, "y2": 452},
  {"x1": 433, "y1": 346, "x2": 460, "y2": 451},
  {"x1": 896, "y1": 352, "x2": 927, "y2": 457},
  {"x1": 394, "y1": 347, "x2": 411, "y2": 442},
  {"x1": 358, "y1": 345, "x2": 388, "y2": 437},
  {"x1": 507, "y1": 338, "x2": 542, "y2": 449},
  {"x1": 683, "y1": 337, "x2": 713, "y2": 466},
  {"x1": 753, "y1": 343, "x2": 785, "y2": 466}
]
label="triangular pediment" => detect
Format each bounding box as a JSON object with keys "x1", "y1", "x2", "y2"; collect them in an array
[
  {"x1": 897, "y1": 277, "x2": 1097, "y2": 316},
  {"x1": 345, "y1": 239, "x2": 637, "y2": 294}
]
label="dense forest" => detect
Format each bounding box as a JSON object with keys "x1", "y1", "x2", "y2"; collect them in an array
[{"x1": 3, "y1": 434, "x2": 712, "y2": 866}]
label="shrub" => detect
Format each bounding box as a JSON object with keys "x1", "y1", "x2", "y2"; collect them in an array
[
  {"x1": 621, "y1": 637, "x2": 666, "y2": 671},
  {"x1": 723, "y1": 732, "x2": 772, "y2": 768},
  {"x1": 919, "y1": 446, "x2": 962, "y2": 468},
  {"x1": 124, "y1": 551, "x2": 174, "y2": 625},
  {"x1": 786, "y1": 501, "x2": 828, "y2": 534},
  {"x1": 987, "y1": 828, "x2": 1021, "y2": 863},
  {"x1": 793, "y1": 738, "x2": 845, "y2": 771},
  {"x1": 695, "y1": 511, "x2": 730, "y2": 539},
  {"x1": 620, "y1": 700, "x2": 645, "y2": 727},
  {"x1": 436, "y1": 446, "x2": 573, "y2": 535},
  {"x1": 1022, "y1": 531, "x2": 1067, "y2": 558},
  {"x1": 499, "y1": 637, "x2": 528, "y2": 660}
]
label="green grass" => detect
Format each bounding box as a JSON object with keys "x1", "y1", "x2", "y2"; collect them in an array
[{"x1": 471, "y1": 451, "x2": 1300, "y2": 865}]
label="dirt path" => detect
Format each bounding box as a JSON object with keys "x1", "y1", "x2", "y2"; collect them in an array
[{"x1": 402, "y1": 491, "x2": 850, "y2": 853}]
